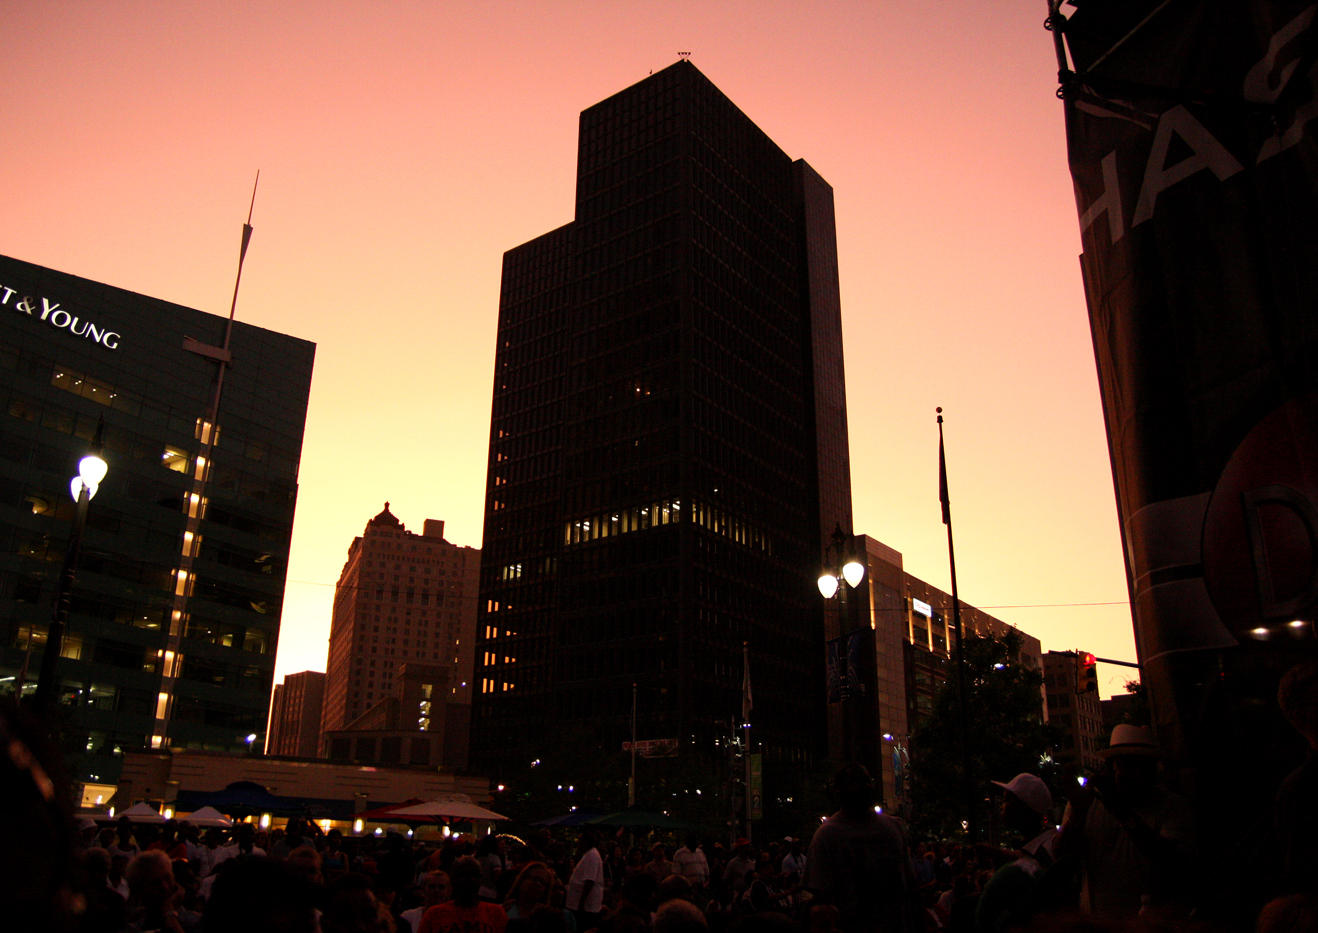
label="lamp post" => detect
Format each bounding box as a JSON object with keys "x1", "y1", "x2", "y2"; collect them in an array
[
  {"x1": 817, "y1": 525, "x2": 866, "y2": 602},
  {"x1": 34, "y1": 429, "x2": 107, "y2": 712},
  {"x1": 818, "y1": 526, "x2": 874, "y2": 771}
]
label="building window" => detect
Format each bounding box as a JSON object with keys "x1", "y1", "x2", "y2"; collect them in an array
[{"x1": 161, "y1": 446, "x2": 190, "y2": 473}]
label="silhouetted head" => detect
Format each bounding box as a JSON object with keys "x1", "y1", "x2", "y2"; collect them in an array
[
  {"x1": 127, "y1": 850, "x2": 177, "y2": 912},
  {"x1": 449, "y1": 855, "x2": 482, "y2": 907},
  {"x1": 654, "y1": 898, "x2": 708, "y2": 933},
  {"x1": 2, "y1": 703, "x2": 79, "y2": 933},
  {"x1": 321, "y1": 872, "x2": 383, "y2": 933},
  {"x1": 655, "y1": 874, "x2": 692, "y2": 905},
  {"x1": 831, "y1": 763, "x2": 876, "y2": 813}
]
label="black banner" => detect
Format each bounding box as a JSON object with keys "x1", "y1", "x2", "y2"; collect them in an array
[
  {"x1": 1059, "y1": 7, "x2": 1318, "y2": 913},
  {"x1": 1063, "y1": 2, "x2": 1318, "y2": 666}
]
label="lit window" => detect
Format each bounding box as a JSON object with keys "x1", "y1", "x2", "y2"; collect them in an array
[{"x1": 161, "y1": 446, "x2": 190, "y2": 473}]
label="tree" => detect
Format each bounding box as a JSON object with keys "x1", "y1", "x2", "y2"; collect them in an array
[
  {"x1": 906, "y1": 631, "x2": 1060, "y2": 839},
  {"x1": 1118, "y1": 679, "x2": 1150, "y2": 725}
]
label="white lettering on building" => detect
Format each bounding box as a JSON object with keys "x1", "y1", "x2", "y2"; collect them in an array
[{"x1": 2, "y1": 288, "x2": 121, "y2": 350}]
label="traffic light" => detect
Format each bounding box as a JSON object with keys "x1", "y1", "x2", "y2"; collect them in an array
[{"x1": 1078, "y1": 652, "x2": 1099, "y2": 694}]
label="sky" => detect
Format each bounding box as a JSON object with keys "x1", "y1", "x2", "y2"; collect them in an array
[{"x1": 1, "y1": 1, "x2": 1138, "y2": 697}]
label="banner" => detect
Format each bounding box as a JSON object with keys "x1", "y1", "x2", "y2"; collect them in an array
[
  {"x1": 826, "y1": 630, "x2": 873, "y2": 702},
  {"x1": 749, "y1": 753, "x2": 763, "y2": 822},
  {"x1": 1057, "y1": 8, "x2": 1318, "y2": 884},
  {"x1": 1062, "y1": 2, "x2": 1318, "y2": 658}
]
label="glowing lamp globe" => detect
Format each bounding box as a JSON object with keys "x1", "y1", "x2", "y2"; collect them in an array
[{"x1": 70, "y1": 453, "x2": 109, "y2": 500}]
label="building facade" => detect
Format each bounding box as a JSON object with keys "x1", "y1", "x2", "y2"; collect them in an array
[
  {"x1": 319, "y1": 506, "x2": 479, "y2": 758},
  {"x1": 1044, "y1": 649, "x2": 1104, "y2": 774},
  {"x1": 473, "y1": 61, "x2": 854, "y2": 797},
  {"x1": 322, "y1": 661, "x2": 470, "y2": 770},
  {"x1": 267, "y1": 669, "x2": 326, "y2": 759},
  {"x1": 854, "y1": 536, "x2": 1046, "y2": 811},
  {"x1": 0, "y1": 254, "x2": 314, "y2": 787}
]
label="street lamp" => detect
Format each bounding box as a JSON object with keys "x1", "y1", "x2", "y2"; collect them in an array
[
  {"x1": 817, "y1": 525, "x2": 875, "y2": 774},
  {"x1": 35, "y1": 426, "x2": 107, "y2": 711},
  {"x1": 817, "y1": 525, "x2": 865, "y2": 599}
]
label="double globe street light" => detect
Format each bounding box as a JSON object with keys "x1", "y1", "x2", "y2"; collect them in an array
[
  {"x1": 817, "y1": 525, "x2": 865, "y2": 600},
  {"x1": 34, "y1": 428, "x2": 108, "y2": 711}
]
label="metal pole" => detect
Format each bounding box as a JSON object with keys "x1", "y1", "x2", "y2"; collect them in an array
[
  {"x1": 35, "y1": 484, "x2": 91, "y2": 712},
  {"x1": 744, "y1": 722, "x2": 752, "y2": 844},
  {"x1": 742, "y1": 641, "x2": 752, "y2": 844},
  {"x1": 629, "y1": 682, "x2": 637, "y2": 807},
  {"x1": 938, "y1": 408, "x2": 977, "y2": 841}
]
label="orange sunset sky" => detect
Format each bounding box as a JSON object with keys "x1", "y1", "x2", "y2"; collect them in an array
[{"x1": 1, "y1": 1, "x2": 1137, "y2": 696}]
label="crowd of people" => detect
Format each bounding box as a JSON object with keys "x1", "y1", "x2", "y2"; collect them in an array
[
  {"x1": 4, "y1": 659, "x2": 1316, "y2": 932},
  {"x1": 35, "y1": 723, "x2": 1317, "y2": 933}
]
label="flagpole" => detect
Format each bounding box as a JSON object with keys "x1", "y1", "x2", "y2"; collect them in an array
[
  {"x1": 742, "y1": 640, "x2": 752, "y2": 843},
  {"x1": 629, "y1": 682, "x2": 637, "y2": 807},
  {"x1": 938, "y1": 407, "x2": 977, "y2": 841}
]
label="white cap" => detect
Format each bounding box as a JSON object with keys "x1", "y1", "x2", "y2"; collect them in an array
[{"x1": 991, "y1": 773, "x2": 1053, "y2": 816}]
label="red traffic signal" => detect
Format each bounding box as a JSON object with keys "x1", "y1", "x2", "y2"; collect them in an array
[{"x1": 1077, "y1": 652, "x2": 1099, "y2": 693}]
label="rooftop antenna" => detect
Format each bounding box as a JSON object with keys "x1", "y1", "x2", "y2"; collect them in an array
[
  {"x1": 229, "y1": 169, "x2": 260, "y2": 327},
  {"x1": 158, "y1": 171, "x2": 260, "y2": 750},
  {"x1": 678, "y1": 51, "x2": 691, "y2": 58}
]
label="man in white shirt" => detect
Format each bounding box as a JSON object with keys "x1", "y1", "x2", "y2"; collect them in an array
[
  {"x1": 672, "y1": 833, "x2": 709, "y2": 891},
  {"x1": 566, "y1": 829, "x2": 605, "y2": 929},
  {"x1": 781, "y1": 838, "x2": 807, "y2": 877}
]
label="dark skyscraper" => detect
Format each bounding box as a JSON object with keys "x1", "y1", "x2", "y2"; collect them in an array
[{"x1": 473, "y1": 62, "x2": 853, "y2": 799}]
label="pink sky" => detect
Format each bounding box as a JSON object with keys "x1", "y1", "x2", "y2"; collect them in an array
[{"x1": 1, "y1": 1, "x2": 1136, "y2": 695}]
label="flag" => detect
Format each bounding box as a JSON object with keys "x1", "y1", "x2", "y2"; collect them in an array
[
  {"x1": 741, "y1": 641, "x2": 752, "y2": 721},
  {"x1": 939, "y1": 425, "x2": 950, "y2": 526}
]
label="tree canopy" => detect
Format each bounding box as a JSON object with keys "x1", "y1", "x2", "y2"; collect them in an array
[{"x1": 906, "y1": 630, "x2": 1058, "y2": 839}]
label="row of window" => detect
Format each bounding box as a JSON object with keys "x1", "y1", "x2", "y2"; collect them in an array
[{"x1": 564, "y1": 498, "x2": 683, "y2": 546}]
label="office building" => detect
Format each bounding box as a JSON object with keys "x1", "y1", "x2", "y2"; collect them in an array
[
  {"x1": 319, "y1": 505, "x2": 479, "y2": 760},
  {"x1": 855, "y1": 536, "x2": 1045, "y2": 811},
  {"x1": 473, "y1": 61, "x2": 854, "y2": 795},
  {"x1": 267, "y1": 669, "x2": 325, "y2": 758},
  {"x1": 0, "y1": 254, "x2": 314, "y2": 788}
]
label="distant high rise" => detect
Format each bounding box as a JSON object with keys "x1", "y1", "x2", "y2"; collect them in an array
[
  {"x1": 319, "y1": 506, "x2": 479, "y2": 755},
  {"x1": 473, "y1": 61, "x2": 854, "y2": 795},
  {"x1": 267, "y1": 670, "x2": 325, "y2": 758}
]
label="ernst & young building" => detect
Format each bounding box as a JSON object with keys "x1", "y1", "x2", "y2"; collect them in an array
[{"x1": 0, "y1": 254, "x2": 314, "y2": 792}]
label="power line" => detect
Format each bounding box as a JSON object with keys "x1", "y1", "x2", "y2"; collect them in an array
[{"x1": 979, "y1": 601, "x2": 1129, "y2": 609}]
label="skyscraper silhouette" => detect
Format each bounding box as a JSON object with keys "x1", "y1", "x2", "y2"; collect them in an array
[{"x1": 473, "y1": 62, "x2": 854, "y2": 801}]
